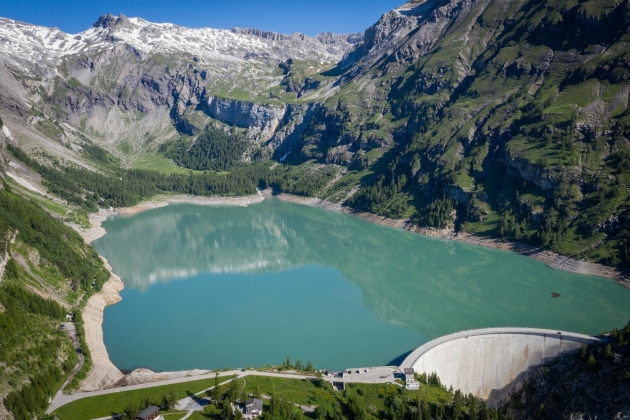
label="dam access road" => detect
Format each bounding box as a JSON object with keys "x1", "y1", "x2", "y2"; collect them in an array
[
  {"x1": 47, "y1": 368, "x2": 398, "y2": 414},
  {"x1": 48, "y1": 327, "x2": 600, "y2": 415}
]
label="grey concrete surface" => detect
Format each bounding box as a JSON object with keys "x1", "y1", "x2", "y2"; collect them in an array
[
  {"x1": 400, "y1": 327, "x2": 598, "y2": 405},
  {"x1": 328, "y1": 366, "x2": 397, "y2": 383}
]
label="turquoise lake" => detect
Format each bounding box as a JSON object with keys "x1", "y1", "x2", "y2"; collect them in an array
[{"x1": 93, "y1": 199, "x2": 630, "y2": 372}]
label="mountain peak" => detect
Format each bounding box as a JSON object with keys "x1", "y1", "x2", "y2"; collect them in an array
[{"x1": 93, "y1": 13, "x2": 133, "y2": 29}]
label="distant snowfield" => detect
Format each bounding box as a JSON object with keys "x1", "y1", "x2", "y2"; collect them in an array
[{"x1": 0, "y1": 14, "x2": 350, "y2": 74}]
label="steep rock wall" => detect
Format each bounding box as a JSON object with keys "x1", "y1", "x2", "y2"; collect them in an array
[{"x1": 203, "y1": 97, "x2": 288, "y2": 138}]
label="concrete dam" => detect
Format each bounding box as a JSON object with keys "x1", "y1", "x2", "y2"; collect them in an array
[{"x1": 399, "y1": 328, "x2": 598, "y2": 405}]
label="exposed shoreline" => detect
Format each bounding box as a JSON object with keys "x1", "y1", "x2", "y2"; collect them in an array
[
  {"x1": 75, "y1": 193, "x2": 265, "y2": 244},
  {"x1": 71, "y1": 192, "x2": 266, "y2": 391},
  {"x1": 79, "y1": 257, "x2": 125, "y2": 391},
  {"x1": 264, "y1": 190, "x2": 630, "y2": 288},
  {"x1": 116, "y1": 192, "x2": 266, "y2": 216},
  {"x1": 70, "y1": 189, "x2": 629, "y2": 392}
]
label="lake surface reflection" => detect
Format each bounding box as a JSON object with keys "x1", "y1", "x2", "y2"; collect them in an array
[{"x1": 93, "y1": 199, "x2": 630, "y2": 371}]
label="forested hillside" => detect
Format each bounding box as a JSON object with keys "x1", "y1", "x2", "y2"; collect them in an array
[
  {"x1": 6, "y1": 145, "x2": 338, "y2": 208},
  {"x1": 505, "y1": 321, "x2": 630, "y2": 419},
  {"x1": 159, "y1": 127, "x2": 249, "y2": 172},
  {"x1": 305, "y1": 0, "x2": 630, "y2": 269},
  {"x1": 0, "y1": 180, "x2": 108, "y2": 419}
]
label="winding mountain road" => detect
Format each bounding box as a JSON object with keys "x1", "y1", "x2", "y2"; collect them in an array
[{"x1": 49, "y1": 322, "x2": 84, "y2": 410}]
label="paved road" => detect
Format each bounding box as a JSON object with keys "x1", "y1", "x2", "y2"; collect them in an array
[
  {"x1": 259, "y1": 394, "x2": 316, "y2": 414},
  {"x1": 399, "y1": 327, "x2": 599, "y2": 370},
  {"x1": 47, "y1": 370, "x2": 240, "y2": 414},
  {"x1": 47, "y1": 328, "x2": 599, "y2": 417},
  {"x1": 48, "y1": 368, "x2": 397, "y2": 415},
  {"x1": 329, "y1": 366, "x2": 397, "y2": 383},
  {"x1": 48, "y1": 322, "x2": 84, "y2": 413},
  {"x1": 174, "y1": 374, "x2": 239, "y2": 411},
  {"x1": 48, "y1": 370, "x2": 314, "y2": 414},
  {"x1": 92, "y1": 378, "x2": 241, "y2": 420}
]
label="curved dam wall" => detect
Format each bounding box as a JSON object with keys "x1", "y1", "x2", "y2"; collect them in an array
[{"x1": 400, "y1": 328, "x2": 598, "y2": 405}]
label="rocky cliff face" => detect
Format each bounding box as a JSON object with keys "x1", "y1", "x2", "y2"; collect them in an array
[
  {"x1": 504, "y1": 341, "x2": 630, "y2": 419},
  {"x1": 1, "y1": 0, "x2": 630, "y2": 268},
  {"x1": 0, "y1": 14, "x2": 360, "y2": 154},
  {"x1": 283, "y1": 0, "x2": 629, "y2": 269},
  {"x1": 204, "y1": 97, "x2": 288, "y2": 138},
  {"x1": 200, "y1": 97, "x2": 323, "y2": 160},
  {"x1": 230, "y1": 27, "x2": 362, "y2": 58},
  {"x1": 341, "y1": 0, "x2": 480, "y2": 75}
]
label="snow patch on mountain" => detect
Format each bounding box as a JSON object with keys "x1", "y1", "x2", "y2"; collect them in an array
[{"x1": 0, "y1": 14, "x2": 362, "y2": 76}]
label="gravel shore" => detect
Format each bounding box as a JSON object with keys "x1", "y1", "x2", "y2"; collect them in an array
[
  {"x1": 264, "y1": 190, "x2": 630, "y2": 288},
  {"x1": 71, "y1": 193, "x2": 265, "y2": 390}
]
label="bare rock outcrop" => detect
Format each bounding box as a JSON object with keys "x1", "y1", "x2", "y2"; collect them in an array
[
  {"x1": 0, "y1": 230, "x2": 17, "y2": 282},
  {"x1": 204, "y1": 97, "x2": 288, "y2": 139},
  {"x1": 0, "y1": 14, "x2": 359, "y2": 155}
]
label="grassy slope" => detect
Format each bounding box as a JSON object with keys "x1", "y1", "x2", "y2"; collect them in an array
[
  {"x1": 0, "y1": 181, "x2": 109, "y2": 419},
  {"x1": 53, "y1": 375, "x2": 236, "y2": 420},
  {"x1": 191, "y1": 375, "x2": 452, "y2": 420}
]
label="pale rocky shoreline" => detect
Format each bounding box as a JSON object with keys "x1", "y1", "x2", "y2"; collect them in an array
[
  {"x1": 79, "y1": 258, "x2": 125, "y2": 391},
  {"x1": 116, "y1": 193, "x2": 265, "y2": 216},
  {"x1": 266, "y1": 190, "x2": 630, "y2": 288},
  {"x1": 72, "y1": 193, "x2": 266, "y2": 391},
  {"x1": 75, "y1": 193, "x2": 265, "y2": 244},
  {"x1": 71, "y1": 190, "x2": 630, "y2": 393}
]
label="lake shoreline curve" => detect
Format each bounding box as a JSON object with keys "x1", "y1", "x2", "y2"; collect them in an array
[
  {"x1": 71, "y1": 193, "x2": 265, "y2": 391},
  {"x1": 69, "y1": 189, "x2": 629, "y2": 392},
  {"x1": 264, "y1": 190, "x2": 630, "y2": 289}
]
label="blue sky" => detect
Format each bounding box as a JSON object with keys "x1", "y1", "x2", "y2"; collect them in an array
[{"x1": 2, "y1": 0, "x2": 404, "y2": 36}]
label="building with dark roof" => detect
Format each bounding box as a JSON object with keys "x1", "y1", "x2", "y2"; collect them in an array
[
  {"x1": 244, "y1": 398, "x2": 263, "y2": 416},
  {"x1": 136, "y1": 405, "x2": 160, "y2": 420}
]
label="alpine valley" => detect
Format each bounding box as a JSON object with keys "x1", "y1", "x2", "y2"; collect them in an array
[
  {"x1": 1, "y1": 0, "x2": 630, "y2": 274},
  {"x1": 1, "y1": 0, "x2": 630, "y2": 419}
]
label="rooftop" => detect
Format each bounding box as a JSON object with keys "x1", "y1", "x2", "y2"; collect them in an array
[
  {"x1": 136, "y1": 405, "x2": 159, "y2": 420},
  {"x1": 245, "y1": 398, "x2": 263, "y2": 411}
]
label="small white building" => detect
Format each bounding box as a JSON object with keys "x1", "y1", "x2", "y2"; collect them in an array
[
  {"x1": 403, "y1": 368, "x2": 420, "y2": 389},
  {"x1": 406, "y1": 381, "x2": 420, "y2": 390}
]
